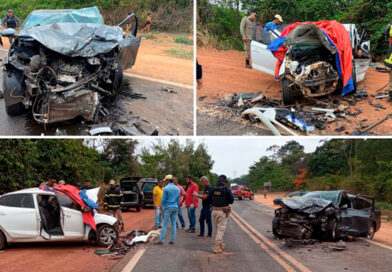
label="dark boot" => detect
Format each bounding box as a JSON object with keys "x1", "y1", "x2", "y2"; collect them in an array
[{"x1": 246, "y1": 60, "x2": 251, "y2": 69}]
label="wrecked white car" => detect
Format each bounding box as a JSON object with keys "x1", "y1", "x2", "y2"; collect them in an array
[
  {"x1": 2, "y1": 6, "x2": 140, "y2": 124},
  {"x1": 0, "y1": 187, "x2": 118, "y2": 250},
  {"x1": 251, "y1": 22, "x2": 370, "y2": 104}
]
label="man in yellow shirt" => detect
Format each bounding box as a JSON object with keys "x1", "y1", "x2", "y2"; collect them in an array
[{"x1": 153, "y1": 179, "x2": 164, "y2": 229}]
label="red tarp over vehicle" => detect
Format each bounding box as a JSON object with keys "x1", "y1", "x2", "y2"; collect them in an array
[
  {"x1": 40, "y1": 184, "x2": 97, "y2": 231},
  {"x1": 268, "y1": 20, "x2": 354, "y2": 94}
]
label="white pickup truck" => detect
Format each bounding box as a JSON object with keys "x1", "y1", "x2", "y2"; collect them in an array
[{"x1": 251, "y1": 23, "x2": 371, "y2": 104}]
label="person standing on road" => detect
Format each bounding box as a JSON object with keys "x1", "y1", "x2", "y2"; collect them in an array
[
  {"x1": 104, "y1": 180, "x2": 125, "y2": 232},
  {"x1": 2, "y1": 10, "x2": 20, "y2": 44},
  {"x1": 174, "y1": 177, "x2": 186, "y2": 229},
  {"x1": 153, "y1": 179, "x2": 164, "y2": 229},
  {"x1": 384, "y1": 22, "x2": 392, "y2": 91},
  {"x1": 240, "y1": 12, "x2": 257, "y2": 69},
  {"x1": 265, "y1": 14, "x2": 283, "y2": 32},
  {"x1": 197, "y1": 176, "x2": 212, "y2": 238},
  {"x1": 183, "y1": 176, "x2": 199, "y2": 233},
  {"x1": 209, "y1": 175, "x2": 234, "y2": 254},
  {"x1": 157, "y1": 175, "x2": 180, "y2": 245}
]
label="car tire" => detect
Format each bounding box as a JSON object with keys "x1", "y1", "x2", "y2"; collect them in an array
[
  {"x1": 112, "y1": 65, "x2": 123, "y2": 93},
  {"x1": 367, "y1": 223, "x2": 376, "y2": 240},
  {"x1": 324, "y1": 217, "x2": 338, "y2": 241},
  {"x1": 238, "y1": 195, "x2": 243, "y2": 200},
  {"x1": 0, "y1": 230, "x2": 7, "y2": 250},
  {"x1": 136, "y1": 205, "x2": 141, "y2": 212},
  {"x1": 250, "y1": 195, "x2": 254, "y2": 200},
  {"x1": 282, "y1": 78, "x2": 294, "y2": 105},
  {"x1": 352, "y1": 61, "x2": 357, "y2": 92},
  {"x1": 96, "y1": 224, "x2": 118, "y2": 247}
]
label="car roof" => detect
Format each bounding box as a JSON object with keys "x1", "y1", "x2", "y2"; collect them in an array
[
  {"x1": 141, "y1": 178, "x2": 157, "y2": 183},
  {"x1": 29, "y1": 9, "x2": 76, "y2": 14},
  {"x1": 2, "y1": 187, "x2": 54, "y2": 196}
]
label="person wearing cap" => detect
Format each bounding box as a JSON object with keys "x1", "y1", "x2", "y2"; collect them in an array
[
  {"x1": 2, "y1": 10, "x2": 20, "y2": 44},
  {"x1": 265, "y1": 14, "x2": 283, "y2": 33},
  {"x1": 157, "y1": 175, "x2": 180, "y2": 245},
  {"x1": 208, "y1": 174, "x2": 234, "y2": 254},
  {"x1": 104, "y1": 179, "x2": 125, "y2": 231},
  {"x1": 153, "y1": 179, "x2": 164, "y2": 229},
  {"x1": 183, "y1": 175, "x2": 199, "y2": 233},
  {"x1": 240, "y1": 12, "x2": 257, "y2": 69}
]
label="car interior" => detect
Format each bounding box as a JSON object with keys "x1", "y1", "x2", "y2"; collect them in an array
[{"x1": 37, "y1": 195, "x2": 63, "y2": 236}]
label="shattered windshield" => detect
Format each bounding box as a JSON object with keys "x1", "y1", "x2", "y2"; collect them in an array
[
  {"x1": 21, "y1": 6, "x2": 104, "y2": 30},
  {"x1": 301, "y1": 191, "x2": 341, "y2": 206}
]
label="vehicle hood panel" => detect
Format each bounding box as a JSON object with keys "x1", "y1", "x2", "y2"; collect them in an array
[
  {"x1": 17, "y1": 22, "x2": 140, "y2": 57},
  {"x1": 282, "y1": 197, "x2": 335, "y2": 214}
]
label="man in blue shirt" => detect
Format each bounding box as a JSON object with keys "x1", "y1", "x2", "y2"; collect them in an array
[
  {"x1": 265, "y1": 14, "x2": 283, "y2": 33},
  {"x1": 157, "y1": 174, "x2": 180, "y2": 245}
]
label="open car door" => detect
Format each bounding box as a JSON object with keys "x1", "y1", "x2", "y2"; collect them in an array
[
  {"x1": 251, "y1": 25, "x2": 280, "y2": 76},
  {"x1": 118, "y1": 13, "x2": 142, "y2": 70},
  {"x1": 55, "y1": 193, "x2": 85, "y2": 238}
]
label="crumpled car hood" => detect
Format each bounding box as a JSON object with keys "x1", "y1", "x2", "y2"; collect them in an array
[
  {"x1": 17, "y1": 22, "x2": 140, "y2": 57},
  {"x1": 282, "y1": 197, "x2": 335, "y2": 214}
]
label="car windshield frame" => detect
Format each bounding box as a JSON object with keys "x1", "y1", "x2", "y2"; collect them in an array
[{"x1": 21, "y1": 6, "x2": 104, "y2": 30}]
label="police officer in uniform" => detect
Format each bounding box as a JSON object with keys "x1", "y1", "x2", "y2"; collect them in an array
[
  {"x1": 384, "y1": 22, "x2": 392, "y2": 91},
  {"x1": 209, "y1": 174, "x2": 234, "y2": 254},
  {"x1": 2, "y1": 10, "x2": 20, "y2": 44}
]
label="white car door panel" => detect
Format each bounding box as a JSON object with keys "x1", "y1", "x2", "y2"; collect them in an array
[
  {"x1": 251, "y1": 41, "x2": 277, "y2": 76},
  {"x1": 0, "y1": 194, "x2": 39, "y2": 238}
]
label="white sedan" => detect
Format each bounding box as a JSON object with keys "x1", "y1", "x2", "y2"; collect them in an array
[{"x1": 0, "y1": 188, "x2": 118, "y2": 250}]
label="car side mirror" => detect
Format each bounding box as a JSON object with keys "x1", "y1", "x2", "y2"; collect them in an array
[
  {"x1": 341, "y1": 204, "x2": 348, "y2": 210},
  {"x1": 1, "y1": 28, "x2": 15, "y2": 37}
]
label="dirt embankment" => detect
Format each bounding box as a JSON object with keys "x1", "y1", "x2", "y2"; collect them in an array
[
  {"x1": 129, "y1": 33, "x2": 193, "y2": 85},
  {"x1": 0, "y1": 209, "x2": 154, "y2": 272},
  {"x1": 254, "y1": 192, "x2": 392, "y2": 247},
  {"x1": 197, "y1": 47, "x2": 392, "y2": 135}
]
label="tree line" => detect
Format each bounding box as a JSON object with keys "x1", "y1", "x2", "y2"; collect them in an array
[
  {"x1": 0, "y1": 0, "x2": 193, "y2": 33},
  {"x1": 198, "y1": 0, "x2": 391, "y2": 59},
  {"x1": 239, "y1": 139, "x2": 392, "y2": 204},
  {"x1": 0, "y1": 139, "x2": 215, "y2": 194}
]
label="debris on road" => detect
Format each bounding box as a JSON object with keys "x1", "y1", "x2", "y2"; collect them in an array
[
  {"x1": 89, "y1": 126, "x2": 113, "y2": 136},
  {"x1": 329, "y1": 240, "x2": 347, "y2": 251},
  {"x1": 94, "y1": 230, "x2": 160, "y2": 259},
  {"x1": 359, "y1": 114, "x2": 391, "y2": 134},
  {"x1": 161, "y1": 87, "x2": 177, "y2": 94}
]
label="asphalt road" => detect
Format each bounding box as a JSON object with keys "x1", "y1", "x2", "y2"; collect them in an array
[
  {"x1": 128, "y1": 200, "x2": 392, "y2": 272},
  {"x1": 0, "y1": 49, "x2": 193, "y2": 136}
]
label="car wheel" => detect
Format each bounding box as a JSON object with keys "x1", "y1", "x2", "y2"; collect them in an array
[
  {"x1": 352, "y1": 61, "x2": 357, "y2": 92},
  {"x1": 96, "y1": 224, "x2": 118, "y2": 247},
  {"x1": 282, "y1": 78, "x2": 294, "y2": 105},
  {"x1": 324, "y1": 218, "x2": 338, "y2": 241},
  {"x1": 112, "y1": 65, "x2": 123, "y2": 93},
  {"x1": 0, "y1": 230, "x2": 7, "y2": 250},
  {"x1": 136, "y1": 205, "x2": 141, "y2": 212},
  {"x1": 238, "y1": 195, "x2": 243, "y2": 200},
  {"x1": 250, "y1": 195, "x2": 254, "y2": 200},
  {"x1": 367, "y1": 223, "x2": 376, "y2": 240}
]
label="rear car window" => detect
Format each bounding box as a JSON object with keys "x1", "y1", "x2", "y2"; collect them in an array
[
  {"x1": 353, "y1": 198, "x2": 371, "y2": 210},
  {"x1": 0, "y1": 194, "x2": 34, "y2": 208},
  {"x1": 56, "y1": 193, "x2": 81, "y2": 210},
  {"x1": 231, "y1": 186, "x2": 239, "y2": 190},
  {"x1": 143, "y1": 183, "x2": 156, "y2": 192}
]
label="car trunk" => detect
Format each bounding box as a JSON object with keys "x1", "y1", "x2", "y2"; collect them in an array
[{"x1": 120, "y1": 179, "x2": 140, "y2": 204}]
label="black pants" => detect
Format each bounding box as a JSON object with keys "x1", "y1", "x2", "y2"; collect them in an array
[{"x1": 199, "y1": 207, "x2": 212, "y2": 236}]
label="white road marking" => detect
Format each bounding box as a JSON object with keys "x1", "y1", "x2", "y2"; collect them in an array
[
  {"x1": 364, "y1": 239, "x2": 392, "y2": 251},
  {"x1": 123, "y1": 71, "x2": 193, "y2": 90},
  {"x1": 121, "y1": 247, "x2": 147, "y2": 272}
]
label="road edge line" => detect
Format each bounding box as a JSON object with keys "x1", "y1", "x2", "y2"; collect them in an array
[
  {"x1": 230, "y1": 214, "x2": 297, "y2": 272},
  {"x1": 364, "y1": 239, "x2": 392, "y2": 251},
  {"x1": 121, "y1": 247, "x2": 146, "y2": 272},
  {"x1": 231, "y1": 210, "x2": 311, "y2": 272},
  {"x1": 123, "y1": 71, "x2": 193, "y2": 89}
]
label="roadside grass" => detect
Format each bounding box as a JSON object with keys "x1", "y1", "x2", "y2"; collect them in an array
[
  {"x1": 376, "y1": 201, "x2": 392, "y2": 221},
  {"x1": 144, "y1": 34, "x2": 156, "y2": 39},
  {"x1": 165, "y1": 47, "x2": 193, "y2": 59},
  {"x1": 174, "y1": 35, "x2": 193, "y2": 45}
]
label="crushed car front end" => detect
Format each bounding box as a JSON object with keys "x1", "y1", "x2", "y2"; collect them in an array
[{"x1": 2, "y1": 6, "x2": 141, "y2": 124}]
